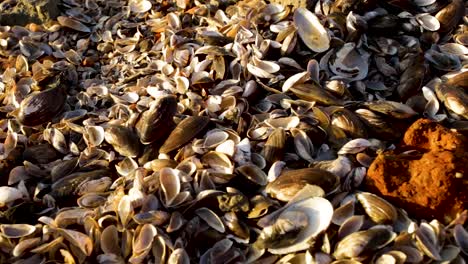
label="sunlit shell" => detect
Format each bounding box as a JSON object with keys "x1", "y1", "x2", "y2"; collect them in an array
[
  {"x1": 293, "y1": 8, "x2": 330, "y2": 52},
  {"x1": 104, "y1": 125, "x2": 140, "y2": 157},
  {"x1": 415, "y1": 13, "x2": 440, "y2": 31},
  {"x1": 334, "y1": 226, "x2": 396, "y2": 259},
  {"x1": 266, "y1": 168, "x2": 340, "y2": 202},
  {"x1": 0, "y1": 224, "x2": 36, "y2": 238},
  {"x1": 0, "y1": 187, "x2": 23, "y2": 207},
  {"x1": 129, "y1": 0, "x2": 152, "y2": 13},
  {"x1": 160, "y1": 116, "x2": 210, "y2": 153},
  {"x1": 196, "y1": 207, "x2": 225, "y2": 233},
  {"x1": 357, "y1": 192, "x2": 398, "y2": 224},
  {"x1": 56, "y1": 228, "x2": 93, "y2": 256},
  {"x1": 255, "y1": 197, "x2": 333, "y2": 254}
]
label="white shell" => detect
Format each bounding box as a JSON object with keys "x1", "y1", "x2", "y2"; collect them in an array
[
  {"x1": 293, "y1": 8, "x2": 330, "y2": 53},
  {"x1": 415, "y1": 13, "x2": 440, "y2": 31},
  {"x1": 129, "y1": 0, "x2": 152, "y2": 13},
  {"x1": 257, "y1": 197, "x2": 333, "y2": 254}
]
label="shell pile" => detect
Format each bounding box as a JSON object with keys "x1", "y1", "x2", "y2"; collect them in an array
[{"x1": 0, "y1": 0, "x2": 467, "y2": 263}]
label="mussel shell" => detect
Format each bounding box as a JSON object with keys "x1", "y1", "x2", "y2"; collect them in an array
[
  {"x1": 104, "y1": 125, "x2": 141, "y2": 157},
  {"x1": 135, "y1": 95, "x2": 178, "y2": 144},
  {"x1": 160, "y1": 116, "x2": 210, "y2": 153},
  {"x1": 368, "y1": 15, "x2": 400, "y2": 35},
  {"x1": 50, "y1": 169, "x2": 111, "y2": 198},
  {"x1": 397, "y1": 53, "x2": 426, "y2": 101},
  {"x1": 261, "y1": 128, "x2": 286, "y2": 164},
  {"x1": 435, "y1": 83, "x2": 468, "y2": 118},
  {"x1": 444, "y1": 71, "x2": 468, "y2": 89},
  {"x1": 435, "y1": 0, "x2": 463, "y2": 33},
  {"x1": 18, "y1": 75, "x2": 67, "y2": 126},
  {"x1": 266, "y1": 168, "x2": 340, "y2": 202},
  {"x1": 293, "y1": 8, "x2": 330, "y2": 53},
  {"x1": 330, "y1": 108, "x2": 368, "y2": 138},
  {"x1": 290, "y1": 83, "x2": 343, "y2": 106},
  {"x1": 23, "y1": 144, "x2": 58, "y2": 164},
  {"x1": 357, "y1": 192, "x2": 398, "y2": 224},
  {"x1": 333, "y1": 227, "x2": 396, "y2": 259}
]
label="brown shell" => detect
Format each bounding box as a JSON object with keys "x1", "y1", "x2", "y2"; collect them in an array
[
  {"x1": 136, "y1": 95, "x2": 178, "y2": 144},
  {"x1": 18, "y1": 75, "x2": 67, "y2": 127},
  {"x1": 159, "y1": 116, "x2": 210, "y2": 153},
  {"x1": 266, "y1": 168, "x2": 340, "y2": 202},
  {"x1": 261, "y1": 128, "x2": 286, "y2": 164}
]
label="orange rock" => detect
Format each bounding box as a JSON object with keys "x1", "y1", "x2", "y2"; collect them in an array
[{"x1": 366, "y1": 119, "x2": 468, "y2": 223}]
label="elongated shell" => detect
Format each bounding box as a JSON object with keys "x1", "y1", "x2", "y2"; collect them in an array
[
  {"x1": 136, "y1": 95, "x2": 178, "y2": 144},
  {"x1": 18, "y1": 75, "x2": 67, "y2": 126},
  {"x1": 357, "y1": 192, "x2": 398, "y2": 224},
  {"x1": 160, "y1": 116, "x2": 210, "y2": 153},
  {"x1": 290, "y1": 83, "x2": 343, "y2": 106},
  {"x1": 266, "y1": 168, "x2": 340, "y2": 202},
  {"x1": 435, "y1": 0, "x2": 463, "y2": 33},
  {"x1": 293, "y1": 8, "x2": 330, "y2": 52},
  {"x1": 261, "y1": 128, "x2": 286, "y2": 164}
]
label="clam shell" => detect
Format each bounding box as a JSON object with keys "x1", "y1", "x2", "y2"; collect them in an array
[
  {"x1": 293, "y1": 8, "x2": 330, "y2": 52},
  {"x1": 0, "y1": 187, "x2": 23, "y2": 206},
  {"x1": 57, "y1": 228, "x2": 93, "y2": 256}
]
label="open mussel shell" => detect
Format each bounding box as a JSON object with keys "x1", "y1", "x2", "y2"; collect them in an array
[
  {"x1": 104, "y1": 125, "x2": 141, "y2": 157},
  {"x1": 333, "y1": 226, "x2": 396, "y2": 259},
  {"x1": 357, "y1": 192, "x2": 398, "y2": 224},
  {"x1": 293, "y1": 8, "x2": 330, "y2": 53},
  {"x1": 266, "y1": 168, "x2": 340, "y2": 202},
  {"x1": 255, "y1": 197, "x2": 333, "y2": 255},
  {"x1": 0, "y1": 224, "x2": 36, "y2": 238},
  {"x1": 435, "y1": 82, "x2": 468, "y2": 119},
  {"x1": 17, "y1": 75, "x2": 68, "y2": 126},
  {"x1": 135, "y1": 95, "x2": 178, "y2": 144},
  {"x1": 159, "y1": 116, "x2": 210, "y2": 153},
  {"x1": 236, "y1": 164, "x2": 268, "y2": 186},
  {"x1": 330, "y1": 108, "x2": 368, "y2": 139},
  {"x1": 261, "y1": 128, "x2": 286, "y2": 164}
]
